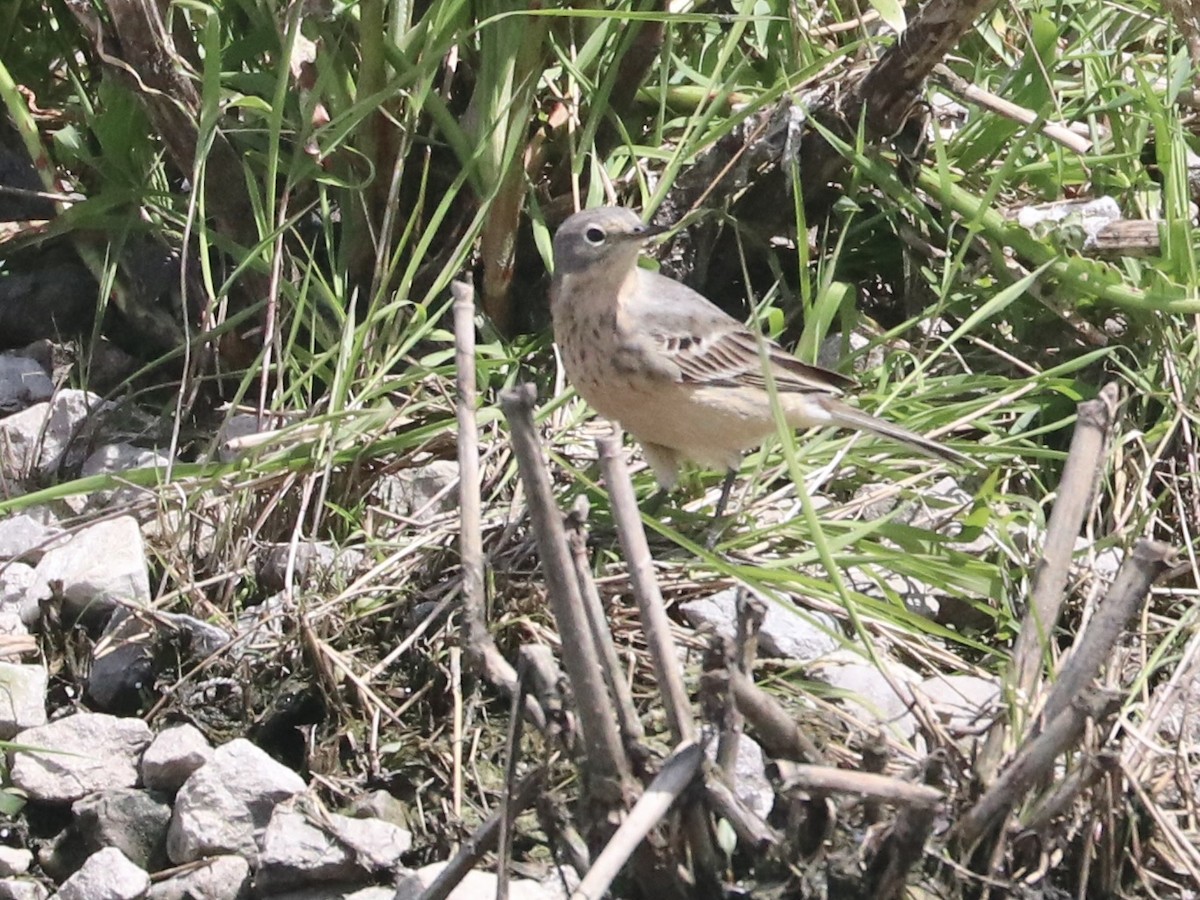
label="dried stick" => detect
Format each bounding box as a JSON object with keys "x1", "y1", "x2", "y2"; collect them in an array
[
  {"x1": 981, "y1": 383, "x2": 1119, "y2": 776},
  {"x1": 703, "y1": 777, "x2": 781, "y2": 853},
  {"x1": 596, "y1": 435, "x2": 694, "y2": 744},
  {"x1": 932, "y1": 65, "x2": 1092, "y2": 155},
  {"x1": 566, "y1": 497, "x2": 645, "y2": 749},
  {"x1": 571, "y1": 741, "x2": 704, "y2": 900},
  {"x1": 416, "y1": 767, "x2": 546, "y2": 900},
  {"x1": 772, "y1": 763, "x2": 943, "y2": 809},
  {"x1": 1021, "y1": 750, "x2": 1117, "y2": 833},
  {"x1": 1041, "y1": 539, "x2": 1175, "y2": 723},
  {"x1": 501, "y1": 386, "x2": 630, "y2": 797},
  {"x1": 453, "y1": 284, "x2": 546, "y2": 730},
  {"x1": 953, "y1": 688, "x2": 1121, "y2": 852},
  {"x1": 731, "y1": 669, "x2": 825, "y2": 764},
  {"x1": 717, "y1": 590, "x2": 764, "y2": 777},
  {"x1": 863, "y1": 754, "x2": 945, "y2": 899}
]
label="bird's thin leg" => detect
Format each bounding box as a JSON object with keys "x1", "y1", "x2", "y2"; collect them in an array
[
  {"x1": 645, "y1": 487, "x2": 670, "y2": 515},
  {"x1": 713, "y1": 468, "x2": 738, "y2": 520},
  {"x1": 705, "y1": 469, "x2": 740, "y2": 548}
]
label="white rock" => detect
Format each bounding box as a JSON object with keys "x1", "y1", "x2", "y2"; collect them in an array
[
  {"x1": 255, "y1": 799, "x2": 361, "y2": 891},
  {"x1": 808, "y1": 649, "x2": 920, "y2": 740},
  {"x1": 80, "y1": 443, "x2": 174, "y2": 508},
  {"x1": 0, "y1": 879, "x2": 48, "y2": 899},
  {"x1": 0, "y1": 514, "x2": 63, "y2": 564},
  {"x1": 323, "y1": 808, "x2": 412, "y2": 870},
  {"x1": 141, "y1": 724, "x2": 213, "y2": 792},
  {"x1": 373, "y1": 460, "x2": 460, "y2": 524},
  {"x1": 678, "y1": 588, "x2": 840, "y2": 662},
  {"x1": 166, "y1": 738, "x2": 305, "y2": 864},
  {"x1": 705, "y1": 734, "x2": 773, "y2": 820},
  {"x1": 0, "y1": 390, "x2": 105, "y2": 481},
  {"x1": 398, "y1": 863, "x2": 565, "y2": 900},
  {"x1": 10, "y1": 712, "x2": 151, "y2": 803},
  {"x1": 28, "y1": 517, "x2": 150, "y2": 618},
  {"x1": 918, "y1": 673, "x2": 1000, "y2": 733},
  {"x1": 54, "y1": 847, "x2": 149, "y2": 900},
  {"x1": 0, "y1": 564, "x2": 37, "y2": 625},
  {"x1": 146, "y1": 855, "x2": 250, "y2": 900},
  {"x1": 0, "y1": 664, "x2": 46, "y2": 738},
  {"x1": 0, "y1": 847, "x2": 31, "y2": 877}
]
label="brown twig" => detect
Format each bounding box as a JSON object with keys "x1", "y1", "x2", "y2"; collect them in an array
[
  {"x1": 596, "y1": 436, "x2": 694, "y2": 743},
  {"x1": 716, "y1": 589, "x2": 764, "y2": 777},
  {"x1": 454, "y1": 283, "x2": 547, "y2": 731},
  {"x1": 500, "y1": 386, "x2": 630, "y2": 801},
  {"x1": 416, "y1": 767, "x2": 547, "y2": 900},
  {"x1": 731, "y1": 669, "x2": 825, "y2": 764},
  {"x1": 566, "y1": 497, "x2": 646, "y2": 751},
  {"x1": 1041, "y1": 539, "x2": 1175, "y2": 723},
  {"x1": 863, "y1": 753, "x2": 945, "y2": 899},
  {"x1": 703, "y1": 776, "x2": 781, "y2": 854},
  {"x1": 572, "y1": 741, "x2": 704, "y2": 900},
  {"x1": 773, "y1": 764, "x2": 943, "y2": 809},
  {"x1": 932, "y1": 65, "x2": 1092, "y2": 155},
  {"x1": 980, "y1": 383, "x2": 1120, "y2": 778},
  {"x1": 953, "y1": 688, "x2": 1121, "y2": 853}
]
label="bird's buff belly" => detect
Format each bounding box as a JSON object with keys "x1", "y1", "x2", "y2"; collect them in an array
[{"x1": 574, "y1": 377, "x2": 827, "y2": 470}]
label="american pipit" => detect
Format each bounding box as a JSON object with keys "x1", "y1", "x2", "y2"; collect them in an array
[{"x1": 550, "y1": 206, "x2": 967, "y2": 500}]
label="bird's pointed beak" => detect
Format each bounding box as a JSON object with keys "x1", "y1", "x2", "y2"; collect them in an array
[{"x1": 631, "y1": 222, "x2": 670, "y2": 241}]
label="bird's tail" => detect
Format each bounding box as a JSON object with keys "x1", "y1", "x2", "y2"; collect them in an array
[{"x1": 820, "y1": 397, "x2": 971, "y2": 466}]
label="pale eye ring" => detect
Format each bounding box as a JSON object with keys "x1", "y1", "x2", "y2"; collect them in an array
[{"x1": 584, "y1": 226, "x2": 606, "y2": 245}]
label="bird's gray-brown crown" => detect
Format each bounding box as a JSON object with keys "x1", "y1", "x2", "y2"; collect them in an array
[{"x1": 552, "y1": 206, "x2": 665, "y2": 275}]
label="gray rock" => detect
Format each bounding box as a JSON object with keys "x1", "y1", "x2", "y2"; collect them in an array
[
  {"x1": 141, "y1": 724, "x2": 213, "y2": 793},
  {"x1": 254, "y1": 799, "x2": 365, "y2": 893},
  {"x1": 27, "y1": 517, "x2": 150, "y2": 620},
  {"x1": 808, "y1": 649, "x2": 920, "y2": 740},
  {"x1": 0, "y1": 848, "x2": 31, "y2": 878},
  {"x1": 705, "y1": 735, "x2": 773, "y2": 820},
  {"x1": 266, "y1": 887, "x2": 396, "y2": 900},
  {"x1": 72, "y1": 788, "x2": 170, "y2": 870},
  {"x1": 0, "y1": 563, "x2": 37, "y2": 626},
  {"x1": 215, "y1": 413, "x2": 270, "y2": 463},
  {"x1": 255, "y1": 542, "x2": 364, "y2": 594},
  {"x1": 817, "y1": 331, "x2": 883, "y2": 373},
  {"x1": 166, "y1": 738, "x2": 305, "y2": 864},
  {"x1": 0, "y1": 611, "x2": 28, "y2": 638},
  {"x1": 322, "y1": 808, "x2": 412, "y2": 871},
  {"x1": 918, "y1": 673, "x2": 1000, "y2": 735},
  {"x1": 147, "y1": 855, "x2": 250, "y2": 900},
  {"x1": 678, "y1": 588, "x2": 840, "y2": 662},
  {"x1": 373, "y1": 459, "x2": 459, "y2": 524},
  {"x1": 0, "y1": 390, "x2": 105, "y2": 481},
  {"x1": 80, "y1": 443, "x2": 174, "y2": 509},
  {"x1": 10, "y1": 712, "x2": 152, "y2": 803},
  {"x1": 397, "y1": 862, "x2": 568, "y2": 900},
  {"x1": 0, "y1": 356, "x2": 53, "y2": 414},
  {"x1": 0, "y1": 663, "x2": 46, "y2": 738},
  {"x1": 348, "y1": 790, "x2": 408, "y2": 830},
  {"x1": 255, "y1": 795, "x2": 412, "y2": 892},
  {"x1": 0, "y1": 880, "x2": 48, "y2": 900},
  {"x1": 87, "y1": 609, "x2": 230, "y2": 713},
  {"x1": 54, "y1": 847, "x2": 149, "y2": 900},
  {"x1": 0, "y1": 515, "x2": 63, "y2": 564}
]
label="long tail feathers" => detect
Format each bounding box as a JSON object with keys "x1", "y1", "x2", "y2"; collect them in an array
[{"x1": 821, "y1": 398, "x2": 973, "y2": 466}]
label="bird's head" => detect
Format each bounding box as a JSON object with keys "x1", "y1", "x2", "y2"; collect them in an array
[{"x1": 552, "y1": 207, "x2": 667, "y2": 278}]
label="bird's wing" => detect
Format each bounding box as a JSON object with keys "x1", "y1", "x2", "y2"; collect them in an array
[{"x1": 632, "y1": 269, "x2": 853, "y2": 396}]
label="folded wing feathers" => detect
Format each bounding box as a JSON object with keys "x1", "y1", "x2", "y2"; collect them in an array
[{"x1": 653, "y1": 323, "x2": 852, "y2": 396}]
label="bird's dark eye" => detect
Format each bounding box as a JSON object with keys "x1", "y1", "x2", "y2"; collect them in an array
[{"x1": 584, "y1": 226, "x2": 606, "y2": 245}]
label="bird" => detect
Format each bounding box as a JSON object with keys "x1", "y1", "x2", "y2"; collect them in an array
[{"x1": 549, "y1": 206, "x2": 968, "y2": 511}]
